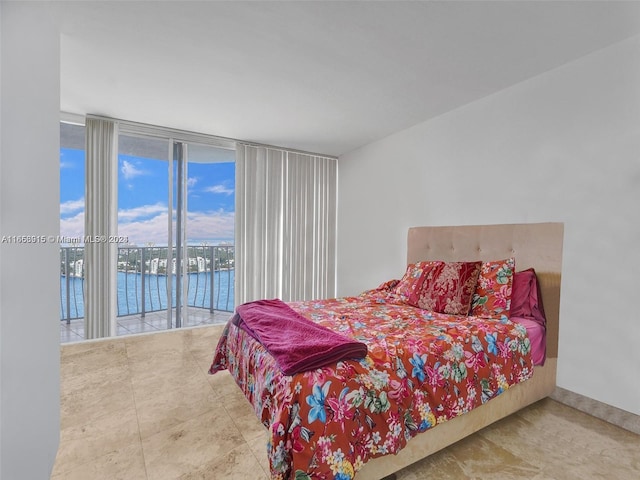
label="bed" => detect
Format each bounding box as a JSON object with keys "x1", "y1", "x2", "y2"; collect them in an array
[{"x1": 210, "y1": 222, "x2": 563, "y2": 480}]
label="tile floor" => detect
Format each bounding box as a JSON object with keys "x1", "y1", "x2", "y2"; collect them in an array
[
  {"x1": 60, "y1": 308, "x2": 231, "y2": 343},
  {"x1": 54, "y1": 325, "x2": 640, "y2": 480}
]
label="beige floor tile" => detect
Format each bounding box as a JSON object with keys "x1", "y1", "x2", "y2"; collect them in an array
[
  {"x1": 206, "y1": 368, "x2": 243, "y2": 398},
  {"x1": 125, "y1": 329, "x2": 190, "y2": 360},
  {"x1": 178, "y1": 443, "x2": 268, "y2": 480},
  {"x1": 222, "y1": 389, "x2": 269, "y2": 443},
  {"x1": 61, "y1": 336, "x2": 126, "y2": 358},
  {"x1": 51, "y1": 441, "x2": 146, "y2": 480},
  {"x1": 60, "y1": 372, "x2": 135, "y2": 429},
  {"x1": 190, "y1": 328, "x2": 224, "y2": 341},
  {"x1": 246, "y1": 431, "x2": 271, "y2": 477},
  {"x1": 480, "y1": 411, "x2": 593, "y2": 479},
  {"x1": 518, "y1": 400, "x2": 640, "y2": 475},
  {"x1": 445, "y1": 434, "x2": 539, "y2": 479},
  {"x1": 395, "y1": 451, "x2": 468, "y2": 480},
  {"x1": 61, "y1": 347, "x2": 129, "y2": 386},
  {"x1": 184, "y1": 324, "x2": 225, "y2": 347},
  {"x1": 61, "y1": 347, "x2": 130, "y2": 388},
  {"x1": 60, "y1": 336, "x2": 123, "y2": 368},
  {"x1": 141, "y1": 409, "x2": 245, "y2": 479},
  {"x1": 134, "y1": 373, "x2": 219, "y2": 439},
  {"x1": 127, "y1": 352, "x2": 196, "y2": 378},
  {"x1": 191, "y1": 349, "x2": 219, "y2": 376},
  {"x1": 187, "y1": 335, "x2": 222, "y2": 366},
  {"x1": 56, "y1": 406, "x2": 140, "y2": 468},
  {"x1": 129, "y1": 354, "x2": 204, "y2": 393}
]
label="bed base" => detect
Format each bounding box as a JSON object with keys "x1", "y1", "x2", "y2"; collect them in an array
[
  {"x1": 357, "y1": 222, "x2": 563, "y2": 479},
  {"x1": 358, "y1": 359, "x2": 556, "y2": 479}
]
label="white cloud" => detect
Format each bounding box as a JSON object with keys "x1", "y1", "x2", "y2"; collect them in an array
[
  {"x1": 204, "y1": 184, "x2": 234, "y2": 195},
  {"x1": 121, "y1": 160, "x2": 146, "y2": 180},
  {"x1": 60, "y1": 198, "x2": 84, "y2": 215},
  {"x1": 118, "y1": 209, "x2": 234, "y2": 246},
  {"x1": 185, "y1": 210, "x2": 235, "y2": 244},
  {"x1": 118, "y1": 203, "x2": 167, "y2": 221},
  {"x1": 61, "y1": 207, "x2": 234, "y2": 246},
  {"x1": 117, "y1": 213, "x2": 169, "y2": 246},
  {"x1": 187, "y1": 177, "x2": 198, "y2": 187},
  {"x1": 59, "y1": 211, "x2": 85, "y2": 239}
]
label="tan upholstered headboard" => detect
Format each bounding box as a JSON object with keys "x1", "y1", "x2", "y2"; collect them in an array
[{"x1": 407, "y1": 223, "x2": 563, "y2": 358}]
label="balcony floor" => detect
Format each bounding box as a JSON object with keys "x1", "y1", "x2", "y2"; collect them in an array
[{"x1": 60, "y1": 308, "x2": 232, "y2": 343}]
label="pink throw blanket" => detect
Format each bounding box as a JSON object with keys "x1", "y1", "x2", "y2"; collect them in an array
[{"x1": 233, "y1": 299, "x2": 367, "y2": 375}]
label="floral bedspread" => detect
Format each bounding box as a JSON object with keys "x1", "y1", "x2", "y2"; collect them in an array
[{"x1": 210, "y1": 284, "x2": 533, "y2": 480}]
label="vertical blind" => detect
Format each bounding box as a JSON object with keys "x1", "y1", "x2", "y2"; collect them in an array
[
  {"x1": 236, "y1": 144, "x2": 337, "y2": 304},
  {"x1": 84, "y1": 117, "x2": 119, "y2": 339}
]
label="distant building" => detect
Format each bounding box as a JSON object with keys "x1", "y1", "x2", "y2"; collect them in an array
[{"x1": 71, "y1": 259, "x2": 84, "y2": 277}]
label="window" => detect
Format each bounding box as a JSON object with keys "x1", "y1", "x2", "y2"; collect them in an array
[
  {"x1": 60, "y1": 119, "x2": 236, "y2": 341},
  {"x1": 59, "y1": 122, "x2": 86, "y2": 335}
]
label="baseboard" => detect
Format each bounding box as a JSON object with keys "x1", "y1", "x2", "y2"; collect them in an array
[{"x1": 550, "y1": 387, "x2": 640, "y2": 435}]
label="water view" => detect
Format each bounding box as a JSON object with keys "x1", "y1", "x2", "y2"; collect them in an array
[{"x1": 60, "y1": 269, "x2": 234, "y2": 321}]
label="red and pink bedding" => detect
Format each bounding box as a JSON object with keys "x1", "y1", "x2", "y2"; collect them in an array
[{"x1": 210, "y1": 283, "x2": 536, "y2": 480}]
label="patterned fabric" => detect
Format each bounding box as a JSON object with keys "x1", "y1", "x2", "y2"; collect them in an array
[
  {"x1": 393, "y1": 261, "x2": 440, "y2": 304},
  {"x1": 414, "y1": 261, "x2": 482, "y2": 315},
  {"x1": 210, "y1": 286, "x2": 533, "y2": 480},
  {"x1": 471, "y1": 258, "x2": 515, "y2": 319}
]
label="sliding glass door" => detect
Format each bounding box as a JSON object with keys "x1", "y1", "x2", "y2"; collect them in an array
[
  {"x1": 116, "y1": 131, "x2": 235, "y2": 334},
  {"x1": 117, "y1": 133, "x2": 171, "y2": 332}
]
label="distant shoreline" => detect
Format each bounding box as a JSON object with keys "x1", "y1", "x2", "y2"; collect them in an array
[{"x1": 61, "y1": 267, "x2": 235, "y2": 278}]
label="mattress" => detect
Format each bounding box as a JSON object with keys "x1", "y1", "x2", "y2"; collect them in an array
[{"x1": 512, "y1": 316, "x2": 546, "y2": 366}]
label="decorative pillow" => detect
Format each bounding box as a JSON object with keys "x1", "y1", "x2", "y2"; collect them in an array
[
  {"x1": 414, "y1": 261, "x2": 482, "y2": 315},
  {"x1": 511, "y1": 268, "x2": 546, "y2": 327},
  {"x1": 471, "y1": 258, "x2": 515, "y2": 319},
  {"x1": 394, "y1": 261, "x2": 442, "y2": 304}
]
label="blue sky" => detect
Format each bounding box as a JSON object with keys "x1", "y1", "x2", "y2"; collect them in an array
[{"x1": 60, "y1": 148, "x2": 235, "y2": 245}]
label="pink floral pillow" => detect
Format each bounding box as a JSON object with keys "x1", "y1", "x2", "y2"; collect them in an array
[
  {"x1": 414, "y1": 261, "x2": 482, "y2": 315},
  {"x1": 394, "y1": 261, "x2": 442, "y2": 304},
  {"x1": 471, "y1": 258, "x2": 515, "y2": 319}
]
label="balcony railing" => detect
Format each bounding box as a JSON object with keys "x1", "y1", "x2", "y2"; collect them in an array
[{"x1": 60, "y1": 245, "x2": 235, "y2": 322}]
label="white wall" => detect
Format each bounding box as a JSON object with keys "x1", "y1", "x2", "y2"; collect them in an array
[
  {"x1": 338, "y1": 36, "x2": 640, "y2": 416},
  {"x1": 0, "y1": 3, "x2": 60, "y2": 479}
]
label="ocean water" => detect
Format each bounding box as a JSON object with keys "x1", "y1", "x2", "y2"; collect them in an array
[{"x1": 60, "y1": 270, "x2": 235, "y2": 320}]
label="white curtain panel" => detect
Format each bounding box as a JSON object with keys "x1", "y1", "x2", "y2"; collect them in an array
[
  {"x1": 84, "y1": 117, "x2": 118, "y2": 338},
  {"x1": 235, "y1": 144, "x2": 337, "y2": 304}
]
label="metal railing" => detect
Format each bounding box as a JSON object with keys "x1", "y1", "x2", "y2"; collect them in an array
[{"x1": 60, "y1": 245, "x2": 235, "y2": 322}]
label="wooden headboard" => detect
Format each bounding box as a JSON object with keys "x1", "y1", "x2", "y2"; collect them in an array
[{"x1": 407, "y1": 223, "x2": 564, "y2": 358}]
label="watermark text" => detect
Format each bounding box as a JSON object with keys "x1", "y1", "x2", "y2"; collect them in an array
[{"x1": 1, "y1": 235, "x2": 129, "y2": 244}]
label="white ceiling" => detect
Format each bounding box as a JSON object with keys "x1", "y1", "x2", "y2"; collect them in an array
[{"x1": 56, "y1": 1, "x2": 640, "y2": 157}]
